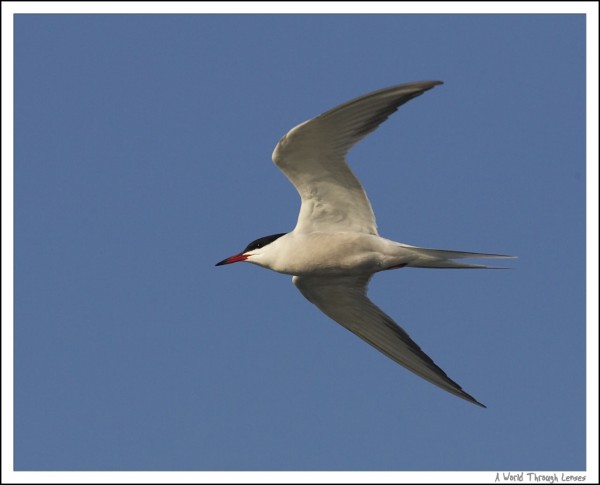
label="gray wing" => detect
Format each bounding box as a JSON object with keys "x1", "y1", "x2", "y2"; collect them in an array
[
  {"x1": 272, "y1": 81, "x2": 443, "y2": 235},
  {"x1": 293, "y1": 274, "x2": 485, "y2": 407}
]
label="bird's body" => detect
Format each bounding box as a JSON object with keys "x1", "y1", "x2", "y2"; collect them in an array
[
  {"x1": 217, "y1": 81, "x2": 514, "y2": 407},
  {"x1": 243, "y1": 231, "x2": 399, "y2": 276}
]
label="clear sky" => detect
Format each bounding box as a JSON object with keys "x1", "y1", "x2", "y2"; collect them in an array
[{"x1": 10, "y1": 10, "x2": 590, "y2": 474}]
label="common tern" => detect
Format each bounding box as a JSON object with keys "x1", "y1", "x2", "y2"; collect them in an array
[{"x1": 216, "y1": 81, "x2": 514, "y2": 407}]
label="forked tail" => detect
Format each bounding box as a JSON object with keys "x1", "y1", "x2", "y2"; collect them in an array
[{"x1": 400, "y1": 244, "x2": 517, "y2": 269}]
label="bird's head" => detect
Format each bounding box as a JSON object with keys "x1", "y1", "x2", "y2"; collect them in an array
[{"x1": 215, "y1": 233, "x2": 287, "y2": 267}]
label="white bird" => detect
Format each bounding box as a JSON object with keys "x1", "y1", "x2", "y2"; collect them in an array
[{"x1": 216, "y1": 81, "x2": 514, "y2": 407}]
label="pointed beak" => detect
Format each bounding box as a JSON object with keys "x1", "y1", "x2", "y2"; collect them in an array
[{"x1": 215, "y1": 253, "x2": 249, "y2": 266}]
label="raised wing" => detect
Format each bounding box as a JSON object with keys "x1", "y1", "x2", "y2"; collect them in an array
[
  {"x1": 272, "y1": 81, "x2": 443, "y2": 235},
  {"x1": 293, "y1": 274, "x2": 485, "y2": 407}
]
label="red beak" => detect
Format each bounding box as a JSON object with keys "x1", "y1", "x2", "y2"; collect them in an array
[{"x1": 215, "y1": 253, "x2": 249, "y2": 266}]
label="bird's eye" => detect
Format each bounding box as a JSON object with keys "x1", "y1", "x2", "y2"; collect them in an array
[{"x1": 242, "y1": 233, "x2": 287, "y2": 253}]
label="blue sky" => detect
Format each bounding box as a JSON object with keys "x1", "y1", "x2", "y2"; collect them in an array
[{"x1": 8, "y1": 10, "x2": 593, "y2": 475}]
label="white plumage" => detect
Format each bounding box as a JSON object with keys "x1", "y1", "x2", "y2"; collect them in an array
[{"x1": 217, "y1": 81, "x2": 515, "y2": 407}]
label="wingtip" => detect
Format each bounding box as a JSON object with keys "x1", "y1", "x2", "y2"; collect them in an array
[
  {"x1": 419, "y1": 80, "x2": 444, "y2": 89},
  {"x1": 406, "y1": 80, "x2": 444, "y2": 93},
  {"x1": 459, "y1": 390, "x2": 487, "y2": 408}
]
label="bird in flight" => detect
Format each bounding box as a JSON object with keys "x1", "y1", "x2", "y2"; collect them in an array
[{"x1": 216, "y1": 81, "x2": 514, "y2": 407}]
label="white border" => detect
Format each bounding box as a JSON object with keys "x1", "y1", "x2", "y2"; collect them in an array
[
  {"x1": 0, "y1": 1, "x2": 598, "y2": 14},
  {"x1": 585, "y1": 4, "x2": 600, "y2": 485},
  {"x1": 2, "y1": 2, "x2": 598, "y2": 484}
]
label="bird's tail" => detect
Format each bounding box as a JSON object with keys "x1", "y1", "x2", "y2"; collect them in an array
[{"x1": 400, "y1": 244, "x2": 517, "y2": 269}]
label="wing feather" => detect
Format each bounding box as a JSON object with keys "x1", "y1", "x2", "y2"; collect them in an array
[
  {"x1": 272, "y1": 81, "x2": 443, "y2": 234},
  {"x1": 293, "y1": 274, "x2": 486, "y2": 407}
]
